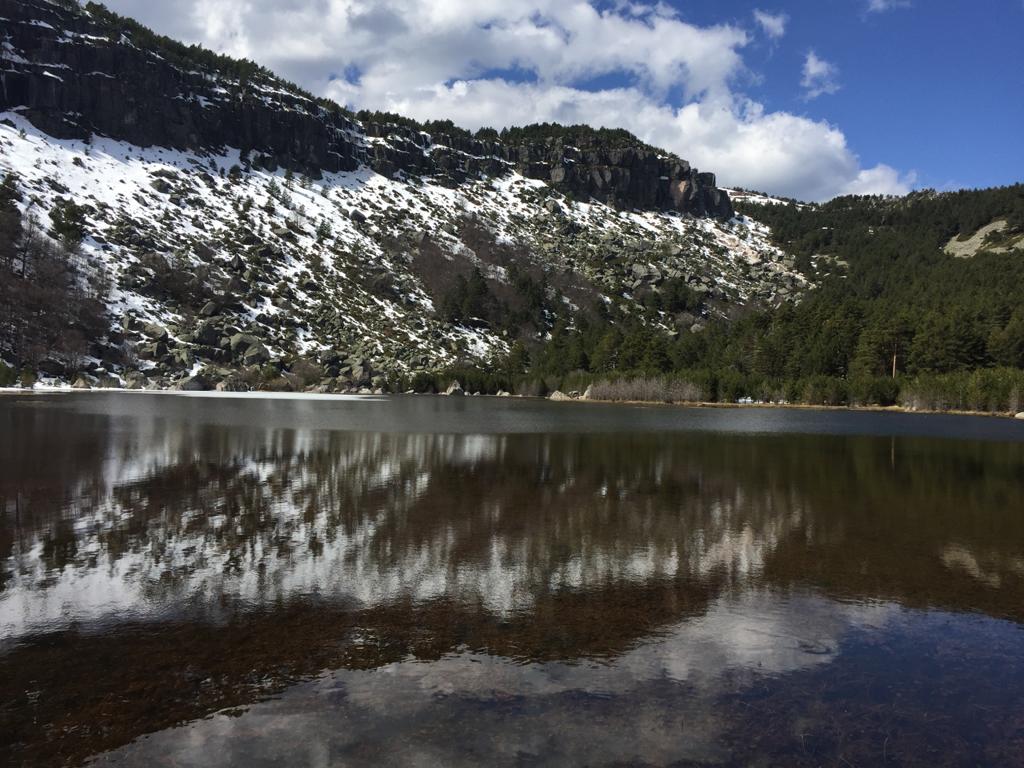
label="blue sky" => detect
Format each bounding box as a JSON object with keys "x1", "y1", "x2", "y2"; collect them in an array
[
  {"x1": 103, "y1": 0, "x2": 1023, "y2": 200},
  {"x1": 677, "y1": 0, "x2": 1024, "y2": 193}
]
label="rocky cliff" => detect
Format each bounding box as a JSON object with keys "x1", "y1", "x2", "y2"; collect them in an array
[{"x1": 1, "y1": 0, "x2": 732, "y2": 219}]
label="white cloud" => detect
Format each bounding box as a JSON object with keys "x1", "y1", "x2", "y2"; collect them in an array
[
  {"x1": 801, "y1": 50, "x2": 840, "y2": 99},
  {"x1": 752, "y1": 9, "x2": 788, "y2": 40},
  {"x1": 867, "y1": 0, "x2": 911, "y2": 12},
  {"x1": 843, "y1": 164, "x2": 917, "y2": 196},
  {"x1": 97, "y1": 0, "x2": 912, "y2": 201}
]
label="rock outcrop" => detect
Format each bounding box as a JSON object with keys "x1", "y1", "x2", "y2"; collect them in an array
[{"x1": 0, "y1": 0, "x2": 732, "y2": 219}]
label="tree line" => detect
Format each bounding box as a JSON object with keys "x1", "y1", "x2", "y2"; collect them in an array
[{"x1": 425, "y1": 184, "x2": 1024, "y2": 412}]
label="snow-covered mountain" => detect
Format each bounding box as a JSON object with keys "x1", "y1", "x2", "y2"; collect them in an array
[{"x1": 0, "y1": 0, "x2": 811, "y2": 391}]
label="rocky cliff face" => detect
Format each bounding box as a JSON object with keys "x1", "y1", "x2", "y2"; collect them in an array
[{"x1": 1, "y1": 0, "x2": 732, "y2": 219}]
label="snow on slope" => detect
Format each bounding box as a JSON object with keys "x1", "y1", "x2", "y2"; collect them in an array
[
  {"x1": 0, "y1": 112, "x2": 808, "y2": 385},
  {"x1": 723, "y1": 189, "x2": 802, "y2": 207}
]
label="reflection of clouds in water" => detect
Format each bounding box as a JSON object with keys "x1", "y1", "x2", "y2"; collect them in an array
[
  {"x1": 2, "y1": 432, "x2": 503, "y2": 634},
  {"x1": 93, "y1": 592, "x2": 899, "y2": 768},
  {"x1": 0, "y1": 512, "x2": 775, "y2": 638},
  {"x1": 1, "y1": 430, "x2": 805, "y2": 639},
  {"x1": 940, "y1": 543, "x2": 1024, "y2": 589}
]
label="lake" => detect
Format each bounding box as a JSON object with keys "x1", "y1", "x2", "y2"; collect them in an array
[{"x1": 1, "y1": 393, "x2": 1023, "y2": 766}]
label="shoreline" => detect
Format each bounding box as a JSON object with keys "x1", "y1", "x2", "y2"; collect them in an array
[
  {"x1": 3, "y1": 386, "x2": 1023, "y2": 421},
  {"x1": 572, "y1": 397, "x2": 1024, "y2": 421}
]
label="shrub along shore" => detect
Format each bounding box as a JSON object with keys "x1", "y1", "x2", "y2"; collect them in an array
[{"x1": 407, "y1": 367, "x2": 1024, "y2": 418}]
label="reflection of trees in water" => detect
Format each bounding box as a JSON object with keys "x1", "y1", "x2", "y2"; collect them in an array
[
  {"x1": 3, "y1": 418, "x2": 1024, "y2": 630},
  {"x1": 758, "y1": 435, "x2": 1024, "y2": 622},
  {"x1": 0, "y1": 407, "x2": 115, "y2": 578},
  {"x1": 3, "y1": 426, "x2": 816, "y2": 631}
]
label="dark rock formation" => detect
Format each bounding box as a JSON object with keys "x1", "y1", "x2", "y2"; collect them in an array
[
  {"x1": 0, "y1": 0, "x2": 732, "y2": 219},
  {"x1": 1, "y1": 0, "x2": 363, "y2": 174}
]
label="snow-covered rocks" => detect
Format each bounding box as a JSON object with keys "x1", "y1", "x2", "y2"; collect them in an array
[{"x1": 0, "y1": 111, "x2": 810, "y2": 388}]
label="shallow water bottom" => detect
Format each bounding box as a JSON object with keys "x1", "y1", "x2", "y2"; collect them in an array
[{"x1": 87, "y1": 592, "x2": 1024, "y2": 768}]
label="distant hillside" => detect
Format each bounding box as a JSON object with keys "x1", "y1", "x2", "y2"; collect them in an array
[{"x1": 518, "y1": 185, "x2": 1024, "y2": 412}]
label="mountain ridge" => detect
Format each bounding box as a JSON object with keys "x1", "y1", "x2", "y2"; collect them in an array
[{"x1": 1, "y1": 0, "x2": 733, "y2": 219}]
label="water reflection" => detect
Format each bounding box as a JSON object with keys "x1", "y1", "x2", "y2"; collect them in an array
[{"x1": 1, "y1": 395, "x2": 1023, "y2": 766}]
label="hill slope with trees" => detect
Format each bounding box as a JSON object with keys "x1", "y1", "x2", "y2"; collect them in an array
[{"x1": 482, "y1": 185, "x2": 1024, "y2": 413}]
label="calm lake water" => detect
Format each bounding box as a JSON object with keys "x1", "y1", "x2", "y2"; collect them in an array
[{"x1": 2, "y1": 393, "x2": 1023, "y2": 767}]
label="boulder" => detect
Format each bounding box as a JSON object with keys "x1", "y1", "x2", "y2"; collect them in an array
[
  {"x1": 1016, "y1": 412, "x2": 1024, "y2": 420},
  {"x1": 229, "y1": 333, "x2": 260, "y2": 353},
  {"x1": 350, "y1": 363, "x2": 373, "y2": 386},
  {"x1": 139, "y1": 341, "x2": 169, "y2": 359},
  {"x1": 144, "y1": 323, "x2": 169, "y2": 342},
  {"x1": 444, "y1": 381, "x2": 465, "y2": 397},
  {"x1": 124, "y1": 372, "x2": 148, "y2": 390},
  {"x1": 170, "y1": 348, "x2": 194, "y2": 369},
  {"x1": 176, "y1": 374, "x2": 211, "y2": 391},
  {"x1": 548, "y1": 390, "x2": 574, "y2": 402},
  {"x1": 194, "y1": 242, "x2": 216, "y2": 261},
  {"x1": 194, "y1": 322, "x2": 222, "y2": 347},
  {"x1": 582, "y1": 385, "x2": 593, "y2": 400},
  {"x1": 71, "y1": 375, "x2": 94, "y2": 389},
  {"x1": 242, "y1": 344, "x2": 270, "y2": 365},
  {"x1": 496, "y1": 390, "x2": 511, "y2": 397}
]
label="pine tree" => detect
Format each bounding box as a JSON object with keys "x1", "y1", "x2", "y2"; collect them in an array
[{"x1": 49, "y1": 198, "x2": 87, "y2": 247}]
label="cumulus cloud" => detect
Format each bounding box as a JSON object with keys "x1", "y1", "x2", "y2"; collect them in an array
[
  {"x1": 752, "y1": 9, "x2": 788, "y2": 40},
  {"x1": 97, "y1": 0, "x2": 911, "y2": 201},
  {"x1": 801, "y1": 50, "x2": 841, "y2": 99}
]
